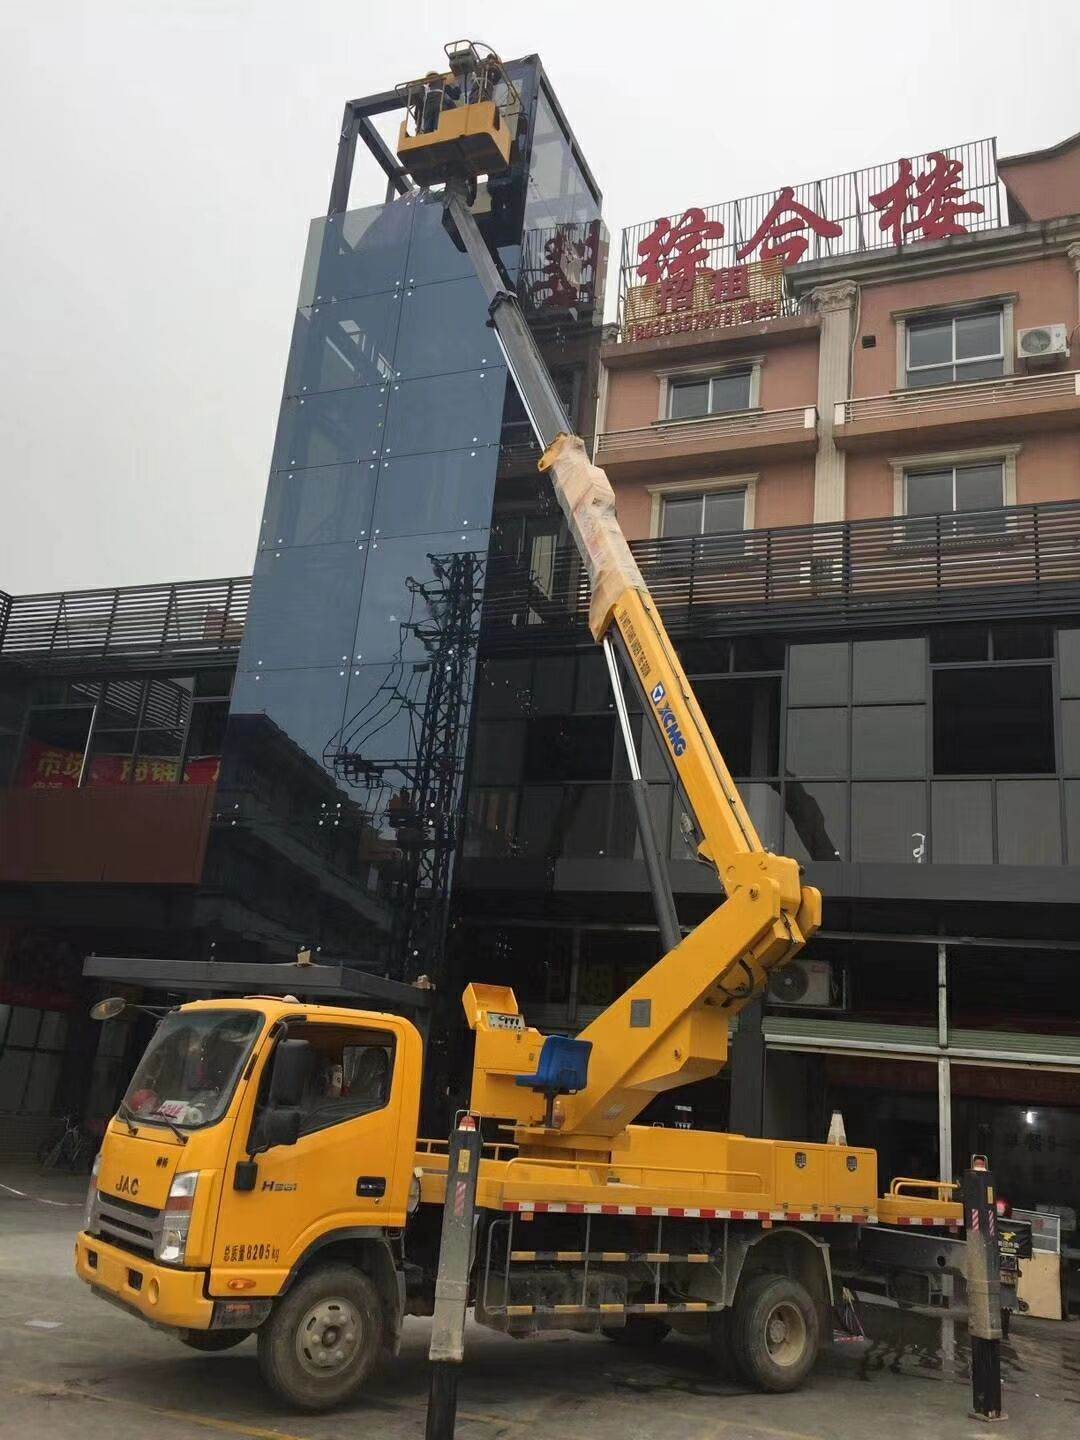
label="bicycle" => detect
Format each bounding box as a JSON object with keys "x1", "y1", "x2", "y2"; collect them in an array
[{"x1": 37, "y1": 1114, "x2": 94, "y2": 1173}]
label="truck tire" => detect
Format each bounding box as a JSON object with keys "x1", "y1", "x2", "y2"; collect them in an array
[
  {"x1": 180, "y1": 1330, "x2": 251, "y2": 1352},
  {"x1": 600, "y1": 1316, "x2": 671, "y2": 1347},
  {"x1": 257, "y1": 1263, "x2": 384, "y2": 1411},
  {"x1": 707, "y1": 1308, "x2": 736, "y2": 1378},
  {"x1": 729, "y1": 1273, "x2": 819, "y2": 1393}
]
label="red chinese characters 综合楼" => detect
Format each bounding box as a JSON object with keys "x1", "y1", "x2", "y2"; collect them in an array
[
  {"x1": 869, "y1": 152, "x2": 985, "y2": 246},
  {"x1": 736, "y1": 187, "x2": 842, "y2": 266}
]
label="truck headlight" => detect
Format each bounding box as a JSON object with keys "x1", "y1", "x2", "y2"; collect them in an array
[
  {"x1": 156, "y1": 1172, "x2": 199, "y2": 1265},
  {"x1": 83, "y1": 1152, "x2": 102, "y2": 1234}
]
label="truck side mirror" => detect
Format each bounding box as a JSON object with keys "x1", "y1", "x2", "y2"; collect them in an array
[
  {"x1": 268, "y1": 1038, "x2": 313, "y2": 1108},
  {"x1": 261, "y1": 1107, "x2": 302, "y2": 1150}
]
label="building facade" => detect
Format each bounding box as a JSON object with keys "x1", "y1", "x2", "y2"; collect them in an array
[{"x1": 1, "y1": 112, "x2": 1079, "y2": 1250}]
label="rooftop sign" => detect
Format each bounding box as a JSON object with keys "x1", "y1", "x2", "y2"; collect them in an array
[{"x1": 618, "y1": 138, "x2": 1001, "y2": 342}]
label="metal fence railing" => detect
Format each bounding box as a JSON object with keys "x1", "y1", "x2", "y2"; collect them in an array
[
  {"x1": 0, "y1": 576, "x2": 252, "y2": 662},
  {"x1": 837, "y1": 369, "x2": 1080, "y2": 427},
  {"x1": 596, "y1": 405, "x2": 817, "y2": 459},
  {"x1": 480, "y1": 499, "x2": 1080, "y2": 647}
]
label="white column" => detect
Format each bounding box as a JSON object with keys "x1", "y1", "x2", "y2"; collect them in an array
[{"x1": 810, "y1": 281, "x2": 858, "y2": 523}]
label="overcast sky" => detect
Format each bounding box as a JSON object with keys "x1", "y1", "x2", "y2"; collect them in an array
[{"x1": 1, "y1": 0, "x2": 1078, "y2": 595}]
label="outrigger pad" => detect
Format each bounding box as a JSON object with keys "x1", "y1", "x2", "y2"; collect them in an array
[{"x1": 515, "y1": 1034, "x2": 592, "y2": 1098}]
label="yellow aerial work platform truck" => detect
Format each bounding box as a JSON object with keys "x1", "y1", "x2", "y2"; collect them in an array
[{"x1": 76, "y1": 42, "x2": 996, "y2": 1416}]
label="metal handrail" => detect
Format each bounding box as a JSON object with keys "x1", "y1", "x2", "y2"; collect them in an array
[{"x1": 837, "y1": 369, "x2": 1080, "y2": 425}]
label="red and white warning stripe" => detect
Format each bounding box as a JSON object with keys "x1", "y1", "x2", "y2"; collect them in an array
[{"x1": 502, "y1": 1201, "x2": 875, "y2": 1224}]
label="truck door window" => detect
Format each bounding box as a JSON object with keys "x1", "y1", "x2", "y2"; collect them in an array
[{"x1": 281, "y1": 1025, "x2": 396, "y2": 1136}]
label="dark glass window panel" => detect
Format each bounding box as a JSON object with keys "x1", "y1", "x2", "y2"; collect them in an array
[
  {"x1": 530, "y1": 654, "x2": 576, "y2": 716},
  {"x1": 907, "y1": 320, "x2": 951, "y2": 368},
  {"x1": 464, "y1": 787, "x2": 518, "y2": 858},
  {"x1": 184, "y1": 702, "x2": 229, "y2": 779},
  {"x1": 142, "y1": 677, "x2": 192, "y2": 732},
  {"x1": 930, "y1": 626, "x2": 989, "y2": 663},
  {"x1": 852, "y1": 705, "x2": 926, "y2": 778},
  {"x1": 907, "y1": 365, "x2": 952, "y2": 388},
  {"x1": 697, "y1": 676, "x2": 780, "y2": 776},
  {"x1": 98, "y1": 678, "x2": 145, "y2": 730},
  {"x1": 524, "y1": 92, "x2": 598, "y2": 229},
  {"x1": 933, "y1": 667, "x2": 1054, "y2": 775},
  {"x1": 516, "y1": 785, "x2": 563, "y2": 856},
  {"x1": 906, "y1": 470, "x2": 953, "y2": 515},
  {"x1": 1066, "y1": 781, "x2": 1080, "y2": 864},
  {"x1": 394, "y1": 275, "x2": 501, "y2": 380},
  {"x1": 955, "y1": 311, "x2": 1002, "y2": 360},
  {"x1": 732, "y1": 635, "x2": 785, "y2": 672},
  {"x1": 668, "y1": 381, "x2": 710, "y2": 420},
  {"x1": 297, "y1": 204, "x2": 412, "y2": 308},
  {"x1": 372, "y1": 448, "x2": 497, "y2": 539},
  {"x1": 996, "y1": 781, "x2": 1062, "y2": 865},
  {"x1": 992, "y1": 624, "x2": 1052, "y2": 661},
  {"x1": 784, "y1": 781, "x2": 847, "y2": 861},
  {"x1": 476, "y1": 658, "x2": 532, "y2": 716},
  {"x1": 640, "y1": 719, "x2": 671, "y2": 783},
  {"x1": 853, "y1": 638, "x2": 926, "y2": 703},
  {"x1": 242, "y1": 543, "x2": 368, "y2": 672},
  {"x1": 273, "y1": 386, "x2": 388, "y2": 471},
  {"x1": 742, "y1": 782, "x2": 783, "y2": 851},
  {"x1": 0, "y1": 733, "x2": 18, "y2": 787},
  {"x1": 523, "y1": 715, "x2": 616, "y2": 784},
  {"x1": 1062, "y1": 699, "x2": 1080, "y2": 776},
  {"x1": 574, "y1": 652, "x2": 613, "y2": 712},
  {"x1": 471, "y1": 720, "x2": 525, "y2": 785},
  {"x1": 227, "y1": 665, "x2": 351, "y2": 782},
  {"x1": 85, "y1": 728, "x2": 137, "y2": 785},
  {"x1": 931, "y1": 780, "x2": 993, "y2": 864},
  {"x1": 135, "y1": 728, "x2": 183, "y2": 759},
  {"x1": 561, "y1": 785, "x2": 633, "y2": 858},
  {"x1": 852, "y1": 782, "x2": 927, "y2": 863},
  {"x1": 710, "y1": 370, "x2": 753, "y2": 412},
  {"x1": 702, "y1": 490, "x2": 746, "y2": 534},
  {"x1": 788, "y1": 643, "x2": 849, "y2": 706},
  {"x1": 194, "y1": 670, "x2": 233, "y2": 699},
  {"x1": 261, "y1": 465, "x2": 377, "y2": 550},
  {"x1": 0, "y1": 1049, "x2": 31, "y2": 1110},
  {"x1": 350, "y1": 534, "x2": 487, "y2": 666},
  {"x1": 1059, "y1": 629, "x2": 1080, "y2": 698},
  {"x1": 786, "y1": 708, "x2": 848, "y2": 778},
  {"x1": 383, "y1": 368, "x2": 505, "y2": 458},
  {"x1": 955, "y1": 464, "x2": 1003, "y2": 511},
  {"x1": 16, "y1": 707, "x2": 93, "y2": 787},
  {"x1": 403, "y1": 194, "x2": 487, "y2": 287},
  {"x1": 284, "y1": 293, "x2": 401, "y2": 398},
  {"x1": 661, "y1": 496, "x2": 701, "y2": 538},
  {"x1": 334, "y1": 660, "x2": 433, "y2": 778}
]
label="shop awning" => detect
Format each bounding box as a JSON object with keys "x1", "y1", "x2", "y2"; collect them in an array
[{"x1": 763, "y1": 1015, "x2": 1080, "y2": 1070}]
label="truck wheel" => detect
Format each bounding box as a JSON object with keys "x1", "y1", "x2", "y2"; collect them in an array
[
  {"x1": 257, "y1": 1264, "x2": 384, "y2": 1412},
  {"x1": 730, "y1": 1274, "x2": 819, "y2": 1393},
  {"x1": 180, "y1": 1330, "x2": 251, "y2": 1352},
  {"x1": 600, "y1": 1317, "x2": 671, "y2": 1347}
]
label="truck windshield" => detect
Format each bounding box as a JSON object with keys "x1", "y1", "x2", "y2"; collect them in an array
[{"x1": 121, "y1": 1010, "x2": 263, "y2": 1131}]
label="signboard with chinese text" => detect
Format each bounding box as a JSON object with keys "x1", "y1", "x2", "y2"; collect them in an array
[
  {"x1": 618, "y1": 138, "x2": 1001, "y2": 339},
  {"x1": 16, "y1": 738, "x2": 220, "y2": 789}
]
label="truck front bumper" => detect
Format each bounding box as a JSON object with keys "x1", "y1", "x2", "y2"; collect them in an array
[{"x1": 75, "y1": 1230, "x2": 213, "y2": 1333}]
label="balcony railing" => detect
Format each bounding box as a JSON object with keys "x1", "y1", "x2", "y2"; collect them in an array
[
  {"x1": 0, "y1": 575, "x2": 251, "y2": 663},
  {"x1": 596, "y1": 405, "x2": 817, "y2": 459},
  {"x1": 481, "y1": 498, "x2": 1080, "y2": 646},
  {"x1": 835, "y1": 369, "x2": 1080, "y2": 428}
]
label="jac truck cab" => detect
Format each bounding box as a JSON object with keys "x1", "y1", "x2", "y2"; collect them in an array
[{"x1": 77, "y1": 997, "x2": 429, "y2": 1410}]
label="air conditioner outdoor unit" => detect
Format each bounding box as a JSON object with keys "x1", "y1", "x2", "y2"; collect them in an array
[
  {"x1": 767, "y1": 958, "x2": 844, "y2": 1010},
  {"x1": 1017, "y1": 324, "x2": 1070, "y2": 366}
]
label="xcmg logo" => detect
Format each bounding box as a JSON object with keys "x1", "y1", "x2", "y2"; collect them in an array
[{"x1": 650, "y1": 682, "x2": 687, "y2": 758}]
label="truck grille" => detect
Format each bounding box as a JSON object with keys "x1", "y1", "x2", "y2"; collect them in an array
[{"x1": 95, "y1": 1193, "x2": 161, "y2": 1256}]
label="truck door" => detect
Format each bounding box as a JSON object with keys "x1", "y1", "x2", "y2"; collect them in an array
[{"x1": 213, "y1": 1017, "x2": 407, "y2": 1295}]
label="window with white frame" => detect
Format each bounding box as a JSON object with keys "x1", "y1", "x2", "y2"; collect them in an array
[
  {"x1": 903, "y1": 460, "x2": 1006, "y2": 540},
  {"x1": 667, "y1": 368, "x2": 753, "y2": 420},
  {"x1": 905, "y1": 309, "x2": 1004, "y2": 389},
  {"x1": 661, "y1": 489, "x2": 747, "y2": 538}
]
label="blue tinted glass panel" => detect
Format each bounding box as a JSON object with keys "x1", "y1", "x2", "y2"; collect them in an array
[
  {"x1": 284, "y1": 294, "x2": 401, "y2": 397},
  {"x1": 298, "y1": 205, "x2": 412, "y2": 307},
  {"x1": 351, "y1": 535, "x2": 488, "y2": 665},
  {"x1": 240, "y1": 543, "x2": 366, "y2": 671},
  {"x1": 273, "y1": 387, "x2": 388, "y2": 470},
  {"x1": 260, "y1": 464, "x2": 378, "y2": 549},
  {"x1": 403, "y1": 195, "x2": 484, "y2": 286},
  {"x1": 226, "y1": 665, "x2": 352, "y2": 785},
  {"x1": 372, "y1": 449, "x2": 496, "y2": 539},
  {"x1": 384, "y1": 369, "x2": 506, "y2": 457},
  {"x1": 394, "y1": 276, "x2": 502, "y2": 380}
]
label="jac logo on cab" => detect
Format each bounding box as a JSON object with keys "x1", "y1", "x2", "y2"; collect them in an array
[
  {"x1": 650, "y1": 682, "x2": 687, "y2": 757},
  {"x1": 115, "y1": 1174, "x2": 140, "y2": 1197}
]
